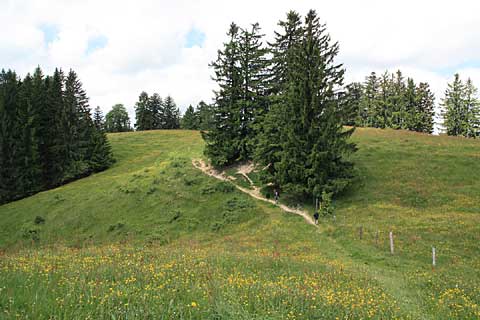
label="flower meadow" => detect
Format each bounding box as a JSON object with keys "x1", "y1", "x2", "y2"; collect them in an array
[{"x1": 0, "y1": 242, "x2": 404, "y2": 319}]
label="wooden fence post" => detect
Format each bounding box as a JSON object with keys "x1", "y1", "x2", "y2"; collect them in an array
[
  {"x1": 389, "y1": 231, "x2": 394, "y2": 254},
  {"x1": 359, "y1": 226, "x2": 363, "y2": 240},
  {"x1": 432, "y1": 247, "x2": 436, "y2": 268}
]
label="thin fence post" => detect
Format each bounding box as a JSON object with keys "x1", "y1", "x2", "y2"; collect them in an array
[
  {"x1": 359, "y1": 226, "x2": 363, "y2": 240},
  {"x1": 432, "y1": 247, "x2": 436, "y2": 268},
  {"x1": 389, "y1": 231, "x2": 394, "y2": 254}
]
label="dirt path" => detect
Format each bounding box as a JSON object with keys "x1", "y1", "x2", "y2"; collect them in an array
[{"x1": 192, "y1": 159, "x2": 317, "y2": 227}]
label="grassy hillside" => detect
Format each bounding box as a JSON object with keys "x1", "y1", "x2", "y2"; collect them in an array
[{"x1": 0, "y1": 128, "x2": 479, "y2": 319}]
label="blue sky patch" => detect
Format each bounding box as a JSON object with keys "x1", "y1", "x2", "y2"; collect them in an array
[
  {"x1": 185, "y1": 27, "x2": 206, "y2": 48},
  {"x1": 438, "y1": 60, "x2": 480, "y2": 76},
  {"x1": 86, "y1": 35, "x2": 108, "y2": 55},
  {"x1": 39, "y1": 24, "x2": 59, "y2": 45}
]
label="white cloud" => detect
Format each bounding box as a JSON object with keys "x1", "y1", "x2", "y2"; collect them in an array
[{"x1": 2, "y1": 0, "x2": 480, "y2": 126}]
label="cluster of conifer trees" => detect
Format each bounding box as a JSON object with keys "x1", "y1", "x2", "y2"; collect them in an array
[
  {"x1": 0, "y1": 67, "x2": 114, "y2": 204},
  {"x1": 134, "y1": 92, "x2": 180, "y2": 131},
  {"x1": 203, "y1": 10, "x2": 357, "y2": 199},
  {"x1": 343, "y1": 71, "x2": 436, "y2": 133},
  {"x1": 441, "y1": 74, "x2": 480, "y2": 138},
  {"x1": 180, "y1": 101, "x2": 215, "y2": 130}
]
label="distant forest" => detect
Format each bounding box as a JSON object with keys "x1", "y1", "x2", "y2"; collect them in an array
[{"x1": 0, "y1": 68, "x2": 114, "y2": 204}]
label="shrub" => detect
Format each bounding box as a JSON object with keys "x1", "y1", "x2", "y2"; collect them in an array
[{"x1": 34, "y1": 216, "x2": 45, "y2": 225}]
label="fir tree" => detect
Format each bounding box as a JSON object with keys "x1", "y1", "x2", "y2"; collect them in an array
[
  {"x1": 360, "y1": 72, "x2": 380, "y2": 127},
  {"x1": 255, "y1": 11, "x2": 303, "y2": 182},
  {"x1": 442, "y1": 74, "x2": 466, "y2": 136},
  {"x1": 196, "y1": 101, "x2": 215, "y2": 130},
  {"x1": 238, "y1": 23, "x2": 270, "y2": 158},
  {"x1": 202, "y1": 23, "x2": 243, "y2": 166},
  {"x1": 181, "y1": 105, "x2": 198, "y2": 129},
  {"x1": 274, "y1": 10, "x2": 356, "y2": 197},
  {"x1": 134, "y1": 91, "x2": 151, "y2": 130},
  {"x1": 162, "y1": 95, "x2": 180, "y2": 129},
  {"x1": 414, "y1": 82, "x2": 435, "y2": 133},
  {"x1": 93, "y1": 106, "x2": 105, "y2": 131},
  {"x1": 149, "y1": 93, "x2": 163, "y2": 129},
  {"x1": 464, "y1": 79, "x2": 480, "y2": 138}
]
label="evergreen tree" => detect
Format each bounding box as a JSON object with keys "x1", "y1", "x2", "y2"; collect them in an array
[
  {"x1": 105, "y1": 104, "x2": 132, "y2": 132},
  {"x1": 149, "y1": 93, "x2": 163, "y2": 129},
  {"x1": 342, "y1": 82, "x2": 363, "y2": 126},
  {"x1": 93, "y1": 106, "x2": 105, "y2": 131},
  {"x1": 181, "y1": 105, "x2": 198, "y2": 129},
  {"x1": 390, "y1": 70, "x2": 407, "y2": 129},
  {"x1": 238, "y1": 23, "x2": 270, "y2": 159},
  {"x1": 255, "y1": 11, "x2": 303, "y2": 181},
  {"x1": 360, "y1": 72, "x2": 380, "y2": 127},
  {"x1": 43, "y1": 69, "x2": 66, "y2": 186},
  {"x1": 17, "y1": 73, "x2": 42, "y2": 196},
  {"x1": 162, "y1": 95, "x2": 180, "y2": 129},
  {"x1": 134, "y1": 91, "x2": 151, "y2": 130},
  {"x1": 196, "y1": 101, "x2": 215, "y2": 130},
  {"x1": 0, "y1": 70, "x2": 21, "y2": 201},
  {"x1": 442, "y1": 74, "x2": 466, "y2": 136},
  {"x1": 202, "y1": 23, "x2": 242, "y2": 166},
  {"x1": 464, "y1": 79, "x2": 480, "y2": 138},
  {"x1": 404, "y1": 78, "x2": 417, "y2": 131},
  {"x1": 273, "y1": 10, "x2": 356, "y2": 197},
  {"x1": 414, "y1": 82, "x2": 435, "y2": 133}
]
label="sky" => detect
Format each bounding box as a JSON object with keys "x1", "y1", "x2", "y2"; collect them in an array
[{"x1": 2, "y1": 0, "x2": 480, "y2": 128}]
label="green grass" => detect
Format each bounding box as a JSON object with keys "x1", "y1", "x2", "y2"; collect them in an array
[{"x1": 0, "y1": 128, "x2": 479, "y2": 319}]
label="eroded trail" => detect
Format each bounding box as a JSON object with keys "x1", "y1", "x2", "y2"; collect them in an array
[{"x1": 192, "y1": 159, "x2": 317, "y2": 227}]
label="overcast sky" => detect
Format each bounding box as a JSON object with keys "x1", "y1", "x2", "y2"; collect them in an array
[{"x1": 2, "y1": 0, "x2": 480, "y2": 125}]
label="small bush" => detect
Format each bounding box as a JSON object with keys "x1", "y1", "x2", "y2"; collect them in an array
[
  {"x1": 34, "y1": 216, "x2": 45, "y2": 225},
  {"x1": 22, "y1": 229, "x2": 40, "y2": 242},
  {"x1": 147, "y1": 186, "x2": 157, "y2": 195},
  {"x1": 215, "y1": 182, "x2": 235, "y2": 193},
  {"x1": 107, "y1": 222, "x2": 125, "y2": 232}
]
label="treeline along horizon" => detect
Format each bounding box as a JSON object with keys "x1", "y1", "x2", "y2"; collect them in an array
[{"x1": 0, "y1": 67, "x2": 114, "y2": 205}]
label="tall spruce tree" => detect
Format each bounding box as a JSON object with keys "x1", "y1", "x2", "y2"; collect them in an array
[
  {"x1": 17, "y1": 73, "x2": 42, "y2": 196},
  {"x1": 414, "y1": 82, "x2": 435, "y2": 133},
  {"x1": 442, "y1": 74, "x2": 466, "y2": 136},
  {"x1": 238, "y1": 23, "x2": 270, "y2": 158},
  {"x1": 134, "y1": 91, "x2": 151, "y2": 130},
  {"x1": 181, "y1": 105, "x2": 198, "y2": 129},
  {"x1": 149, "y1": 93, "x2": 164, "y2": 129},
  {"x1": 93, "y1": 106, "x2": 105, "y2": 131},
  {"x1": 360, "y1": 72, "x2": 380, "y2": 127},
  {"x1": 273, "y1": 10, "x2": 356, "y2": 197},
  {"x1": 464, "y1": 79, "x2": 480, "y2": 138},
  {"x1": 162, "y1": 95, "x2": 180, "y2": 129},
  {"x1": 196, "y1": 101, "x2": 215, "y2": 130},
  {"x1": 255, "y1": 11, "x2": 303, "y2": 181},
  {"x1": 0, "y1": 70, "x2": 20, "y2": 201},
  {"x1": 202, "y1": 23, "x2": 243, "y2": 166}
]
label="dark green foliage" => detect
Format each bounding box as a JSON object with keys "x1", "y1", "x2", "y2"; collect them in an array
[
  {"x1": 93, "y1": 106, "x2": 105, "y2": 131},
  {"x1": 203, "y1": 21, "x2": 270, "y2": 166},
  {"x1": 134, "y1": 92, "x2": 180, "y2": 130},
  {"x1": 0, "y1": 67, "x2": 114, "y2": 205},
  {"x1": 345, "y1": 70, "x2": 436, "y2": 133},
  {"x1": 256, "y1": 10, "x2": 356, "y2": 198},
  {"x1": 180, "y1": 105, "x2": 198, "y2": 129},
  {"x1": 105, "y1": 104, "x2": 132, "y2": 132},
  {"x1": 162, "y1": 96, "x2": 180, "y2": 129},
  {"x1": 442, "y1": 74, "x2": 480, "y2": 137}
]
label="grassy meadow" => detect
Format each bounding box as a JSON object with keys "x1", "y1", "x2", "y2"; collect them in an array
[{"x1": 0, "y1": 128, "x2": 479, "y2": 319}]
